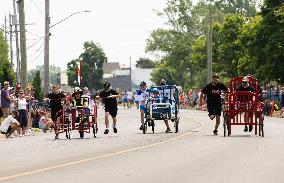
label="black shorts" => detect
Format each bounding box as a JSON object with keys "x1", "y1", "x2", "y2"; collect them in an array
[
  {"x1": 105, "y1": 107, "x2": 118, "y2": 118},
  {"x1": 207, "y1": 105, "x2": 222, "y2": 117}
]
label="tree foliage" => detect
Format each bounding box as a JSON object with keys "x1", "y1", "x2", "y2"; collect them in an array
[
  {"x1": 136, "y1": 58, "x2": 156, "y2": 68},
  {"x1": 32, "y1": 70, "x2": 43, "y2": 101},
  {"x1": 0, "y1": 31, "x2": 16, "y2": 85},
  {"x1": 67, "y1": 41, "x2": 107, "y2": 89},
  {"x1": 147, "y1": 0, "x2": 284, "y2": 89},
  {"x1": 28, "y1": 65, "x2": 61, "y2": 86}
]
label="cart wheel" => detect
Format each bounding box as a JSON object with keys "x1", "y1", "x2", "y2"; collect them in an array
[
  {"x1": 143, "y1": 120, "x2": 148, "y2": 134},
  {"x1": 259, "y1": 116, "x2": 264, "y2": 137},
  {"x1": 175, "y1": 119, "x2": 179, "y2": 133},
  {"x1": 151, "y1": 120, "x2": 155, "y2": 133},
  {"x1": 79, "y1": 131, "x2": 84, "y2": 139},
  {"x1": 223, "y1": 115, "x2": 227, "y2": 137},
  {"x1": 227, "y1": 124, "x2": 231, "y2": 136},
  {"x1": 92, "y1": 125, "x2": 96, "y2": 138}
]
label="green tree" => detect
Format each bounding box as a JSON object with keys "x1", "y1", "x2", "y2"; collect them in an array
[
  {"x1": 67, "y1": 41, "x2": 107, "y2": 89},
  {"x1": 32, "y1": 70, "x2": 43, "y2": 101},
  {"x1": 213, "y1": 14, "x2": 245, "y2": 77},
  {"x1": 135, "y1": 58, "x2": 156, "y2": 68},
  {"x1": 214, "y1": 0, "x2": 257, "y2": 16},
  {"x1": 252, "y1": 0, "x2": 284, "y2": 83},
  {"x1": 0, "y1": 30, "x2": 16, "y2": 85},
  {"x1": 28, "y1": 65, "x2": 61, "y2": 86},
  {"x1": 66, "y1": 59, "x2": 79, "y2": 87}
]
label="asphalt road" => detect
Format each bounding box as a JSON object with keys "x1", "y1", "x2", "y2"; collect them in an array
[{"x1": 0, "y1": 107, "x2": 284, "y2": 183}]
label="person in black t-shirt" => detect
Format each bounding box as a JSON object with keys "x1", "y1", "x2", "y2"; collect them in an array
[
  {"x1": 200, "y1": 74, "x2": 228, "y2": 135},
  {"x1": 45, "y1": 85, "x2": 65, "y2": 139},
  {"x1": 236, "y1": 77, "x2": 256, "y2": 133},
  {"x1": 98, "y1": 82, "x2": 120, "y2": 134}
]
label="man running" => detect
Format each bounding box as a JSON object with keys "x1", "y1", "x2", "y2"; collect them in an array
[
  {"x1": 99, "y1": 82, "x2": 120, "y2": 134},
  {"x1": 200, "y1": 74, "x2": 228, "y2": 135}
]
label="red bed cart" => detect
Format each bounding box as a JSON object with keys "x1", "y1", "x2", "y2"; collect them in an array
[{"x1": 223, "y1": 76, "x2": 264, "y2": 137}]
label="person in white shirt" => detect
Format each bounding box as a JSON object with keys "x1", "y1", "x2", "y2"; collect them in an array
[
  {"x1": 0, "y1": 111, "x2": 21, "y2": 138},
  {"x1": 17, "y1": 90, "x2": 28, "y2": 135},
  {"x1": 126, "y1": 90, "x2": 133, "y2": 108}
]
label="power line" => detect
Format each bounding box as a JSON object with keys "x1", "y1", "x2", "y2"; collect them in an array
[
  {"x1": 28, "y1": 46, "x2": 44, "y2": 64},
  {"x1": 29, "y1": 0, "x2": 44, "y2": 16}
]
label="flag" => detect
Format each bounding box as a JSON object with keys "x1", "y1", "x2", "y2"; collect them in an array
[{"x1": 77, "y1": 63, "x2": 81, "y2": 85}]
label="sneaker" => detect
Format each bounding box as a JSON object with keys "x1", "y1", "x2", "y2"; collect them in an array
[
  {"x1": 165, "y1": 128, "x2": 171, "y2": 133},
  {"x1": 5, "y1": 133, "x2": 11, "y2": 138},
  {"x1": 213, "y1": 129, "x2": 218, "y2": 135},
  {"x1": 249, "y1": 125, "x2": 253, "y2": 132},
  {"x1": 104, "y1": 129, "x2": 109, "y2": 134},
  {"x1": 42, "y1": 128, "x2": 48, "y2": 133},
  {"x1": 139, "y1": 125, "x2": 144, "y2": 130},
  {"x1": 244, "y1": 125, "x2": 248, "y2": 132},
  {"x1": 113, "y1": 127, "x2": 118, "y2": 133},
  {"x1": 19, "y1": 134, "x2": 24, "y2": 137},
  {"x1": 209, "y1": 115, "x2": 215, "y2": 120},
  {"x1": 54, "y1": 135, "x2": 59, "y2": 140}
]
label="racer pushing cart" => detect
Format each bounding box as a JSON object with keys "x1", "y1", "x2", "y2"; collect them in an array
[{"x1": 140, "y1": 79, "x2": 180, "y2": 134}]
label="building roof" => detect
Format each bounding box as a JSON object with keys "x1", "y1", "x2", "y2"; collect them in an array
[{"x1": 103, "y1": 62, "x2": 120, "y2": 74}]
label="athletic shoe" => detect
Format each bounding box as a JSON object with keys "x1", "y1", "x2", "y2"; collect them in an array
[
  {"x1": 209, "y1": 115, "x2": 215, "y2": 120},
  {"x1": 213, "y1": 129, "x2": 218, "y2": 135},
  {"x1": 249, "y1": 125, "x2": 253, "y2": 132},
  {"x1": 165, "y1": 128, "x2": 171, "y2": 133},
  {"x1": 113, "y1": 127, "x2": 118, "y2": 133},
  {"x1": 104, "y1": 129, "x2": 109, "y2": 134},
  {"x1": 5, "y1": 133, "x2": 11, "y2": 138},
  {"x1": 139, "y1": 125, "x2": 144, "y2": 130},
  {"x1": 54, "y1": 135, "x2": 59, "y2": 140},
  {"x1": 244, "y1": 125, "x2": 248, "y2": 132}
]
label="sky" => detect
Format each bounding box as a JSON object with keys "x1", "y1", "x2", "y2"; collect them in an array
[{"x1": 0, "y1": 0, "x2": 198, "y2": 71}]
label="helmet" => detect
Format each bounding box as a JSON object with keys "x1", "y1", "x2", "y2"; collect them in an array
[
  {"x1": 104, "y1": 82, "x2": 111, "y2": 89},
  {"x1": 242, "y1": 76, "x2": 249, "y2": 82},
  {"x1": 140, "y1": 81, "x2": 147, "y2": 87},
  {"x1": 152, "y1": 88, "x2": 159, "y2": 94},
  {"x1": 160, "y1": 79, "x2": 166, "y2": 85}
]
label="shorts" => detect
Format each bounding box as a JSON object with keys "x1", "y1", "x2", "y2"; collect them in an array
[
  {"x1": 105, "y1": 107, "x2": 118, "y2": 118},
  {"x1": 207, "y1": 105, "x2": 222, "y2": 117},
  {"x1": 2, "y1": 108, "x2": 10, "y2": 119},
  {"x1": 139, "y1": 105, "x2": 146, "y2": 112},
  {"x1": 1, "y1": 125, "x2": 12, "y2": 134}
]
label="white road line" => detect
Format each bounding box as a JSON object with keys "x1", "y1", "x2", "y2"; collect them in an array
[{"x1": 0, "y1": 119, "x2": 203, "y2": 182}]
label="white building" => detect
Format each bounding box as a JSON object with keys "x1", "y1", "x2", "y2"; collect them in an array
[{"x1": 131, "y1": 68, "x2": 153, "y2": 88}]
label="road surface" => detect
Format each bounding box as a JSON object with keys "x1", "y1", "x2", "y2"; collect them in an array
[{"x1": 0, "y1": 107, "x2": 284, "y2": 183}]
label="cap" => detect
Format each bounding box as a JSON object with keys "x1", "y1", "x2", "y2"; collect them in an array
[
  {"x1": 52, "y1": 84, "x2": 60, "y2": 90},
  {"x1": 242, "y1": 77, "x2": 249, "y2": 82},
  {"x1": 212, "y1": 74, "x2": 220, "y2": 80},
  {"x1": 152, "y1": 88, "x2": 159, "y2": 93},
  {"x1": 83, "y1": 87, "x2": 88, "y2": 91}
]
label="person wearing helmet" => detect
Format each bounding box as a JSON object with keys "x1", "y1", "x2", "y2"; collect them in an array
[
  {"x1": 151, "y1": 88, "x2": 172, "y2": 133},
  {"x1": 99, "y1": 82, "x2": 120, "y2": 134},
  {"x1": 236, "y1": 76, "x2": 255, "y2": 132},
  {"x1": 200, "y1": 74, "x2": 228, "y2": 135},
  {"x1": 137, "y1": 81, "x2": 150, "y2": 131}
]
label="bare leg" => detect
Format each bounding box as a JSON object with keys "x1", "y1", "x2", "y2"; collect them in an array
[
  {"x1": 112, "y1": 117, "x2": 117, "y2": 127},
  {"x1": 215, "y1": 115, "x2": 221, "y2": 131},
  {"x1": 105, "y1": 112, "x2": 110, "y2": 128},
  {"x1": 140, "y1": 110, "x2": 144, "y2": 125}
]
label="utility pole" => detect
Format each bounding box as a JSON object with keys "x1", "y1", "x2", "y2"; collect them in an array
[
  {"x1": 44, "y1": 0, "x2": 50, "y2": 93},
  {"x1": 13, "y1": 0, "x2": 20, "y2": 83},
  {"x1": 207, "y1": 0, "x2": 213, "y2": 83},
  {"x1": 9, "y1": 14, "x2": 13, "y2": 67},
  {"x1": 18, "y1": 0, "x2": 27, "y2": 87},
  {"x1": 4, "y1": 14, "x2": 7, "y2": 41},
  {"x1": 129, "y1": 57, "x2": 132, "y2": 89}
]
